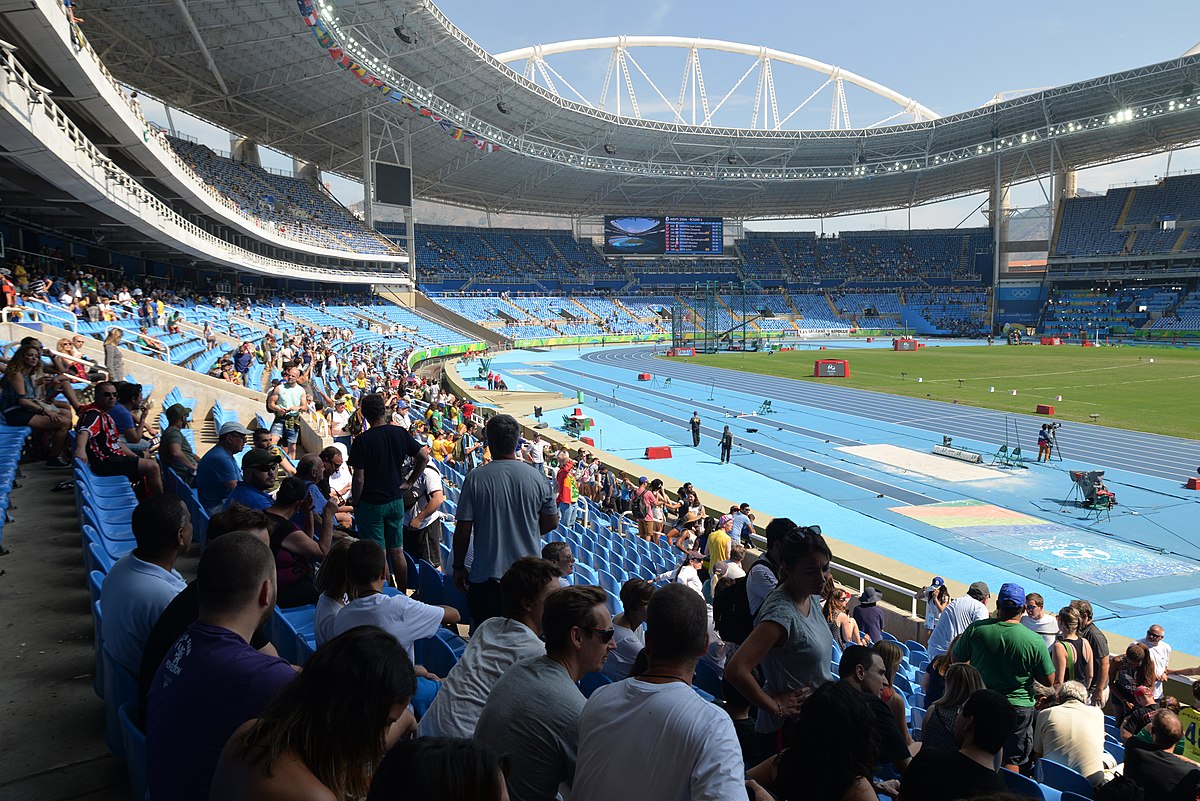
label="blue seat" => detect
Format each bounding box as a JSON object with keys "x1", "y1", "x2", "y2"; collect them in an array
[
  {"x1": 905, "y1": 639, "x2": 927, "y2": 654},
  {"x1": 1000, "y1": 767, "x2": 1062, "y2": 801},
  {"x1": 101, "y1": 645, "x2": 139, "y2": 759},
  {"x1": 1102, "y1": 739, "x2": 1123, "y2": 763},
  {"x1": 270, "y1": 605, "x2": 316, "y2": 665},
  {"x1": 578, "y1": 671, "x2": 613, "y2": 698},
  {"x1": 693, "y1": 659, "x2": 724, "y2": 700},
  {"x1": 573, "y1": 563, "x2": 598, "y2": 586},
  {"x1": 418, "y1": 559, "x2": 445, "y2": 605},
  {"x1": 118, "y1": 703, "x2": 149, "y2": 801},
  {"x1": 603, "y1": 589, "x2": 620, "y2": 616},
  {"x1": 1037, "y1": 759, "x2": 1093, "y2": 798},
  {"x1": 597, "y1": 568, "x2": 622, "y2": 596},
  {"x1": 418, "y1": 629, "x2": 466, "y2": 678},
  {"x1": 89, "y1": 571, "x2": 105, "y2": 699},
  {"x1": 441, "y1": 573, "x2": 472, "y2": 628},
  {"x1": 892, "y1": 672, "x2": 914, "y2": 695},
  {"x1": 882, "y1": 631, "x2": 900, "y2": 643}
]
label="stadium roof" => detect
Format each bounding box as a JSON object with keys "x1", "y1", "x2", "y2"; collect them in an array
[{"x1": 82, "y1": 0, "x2": 1200, "y2": 219}]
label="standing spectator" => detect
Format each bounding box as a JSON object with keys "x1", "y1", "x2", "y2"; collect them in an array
[
  {"x1": 745, "y1": 517, "x2": 795, "y2": 615},
  {"x1": 556, "y1": 457, "x2": 579, "y2": 529},
  {"x1": 328, "y1": 396, "x2": 352, "y2": 448},
  {"x1": 403, "y1": 460, "x2": 445, "y2": 569},
  {"x1": 420, "y1": 557, "x2": 560, "y2": 739},
  {"x1": 1138, "y1": 624, "x2": 1172, "y2": 700},
  {"x1": 266, "y1": 365, "x2": 308, "y2": 459},
  {"x1": 951, "y1": 582, "x2": 1054, "y2": 770},
  {"x1": 900, "y1": 689, "x2": 1014, "y2": 801},
  {"x1": 1052, "y1": 606, "x2": 1094, "y2": 689},
  {"x1": 689, "y1": 411, "x2": 701, "y2": 446},
  {"x1": 725, "y1": 525, "x2": 835, "y2": 750},
  {"x1": 927, "y1": 581, "x2": 990, "y2": 659},
  {"x1": 731, "y1": 502, "x2": 755, "y2": 549},
  {"x1": 1070, "y1": 599, "x2": 1111, "y2": 707},
  {"x1": 1021, "y1": 592, "x2": 1058, "y2": 650},
  {"x1": 145, "y1": 533, "x2": 296, "y2": 801},
  {"x1": 103, "y1": 327, "x2": 125, "y2": 382},
  {"x1": 574, "y1": 583, "x2": 747, "y2": 801},
  {"x1": 719, "y1": 425, "x2": 733, "y2": 463},
  {"x1": 852, "y1": 587, "x2": 886, "y2": 645},
  {"x1": 1031, "y1": 681, "x2": 1106, "y2": 787},
  {"x1": 209, "y1": 628, "x2": 417, "y2": 801},
  {"x1": 233, "y1": 342, "x2": 254, "y2": 388},
  {"x1": 475, "y1": 586, "x2": 615, "y2": 801},
  {"x1": 195, "y1": 421, "x2": 250, "y2": 514},
  {"x1": 923, "y1": 577, "x2": 950, "y2": 645},
  {"x1": 75, "y1": 380, "x2": 163, "y2": 494},
  {"x1": 350, "y1": 393, "x2": 429, "y2": 591},
  {"x1": 705, "y1": 514, "x2": 734, "y2": 576},
  {"x1": 159, "y1": 403, "x2": 198, "y2": 484},
  {"x1": 453, "y1": 414, "x2": 557, "y2": 629},
  {"x1": 1123, "y1": 710, "x2": 1200, "y2": 799},
  {"x1": 100, "y1": 495, "x2": 192, "y2": 674}
]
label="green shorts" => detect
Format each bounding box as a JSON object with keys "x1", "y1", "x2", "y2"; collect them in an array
[{"x1": 353, "y1": 497, "x2": 406, "y2": 550}]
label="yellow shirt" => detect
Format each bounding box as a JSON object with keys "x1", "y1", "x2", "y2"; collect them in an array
[
  {"x1": 432, "y1": 438, "x2": 455, "y2": 463},
  {"x1": 705, "y1": 529, "x2": 731, "y2": 573}
]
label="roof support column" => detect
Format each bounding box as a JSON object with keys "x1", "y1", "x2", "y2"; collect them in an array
[
  {"x1": 989, "y1": 150, "x2": 1011, "y2": 333},
  {"x1": 360, "y1": 107, "x2": 374, "y2": 229},
  {"x1": 230, "y1": 137, "x2": 261, "y2": 167},
  {"x1": 403, "y1": 121, "x2": 416, "y2": 284}
]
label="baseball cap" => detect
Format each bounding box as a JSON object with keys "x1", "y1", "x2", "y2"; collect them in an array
[
  {"x1": 930, "y1": 576, "x2": 945, "y2": 588},
  {"x1": 242, "y1": 448, "x2": 282, "y2": 470},
  {"x1": 685, "y1": 550, "x2": 704, "y2": 562},
  {"x1": 997, "y1": 582, "x2": 1026, "y2": 610},
  {"x1": 1133, "y1": 686, "x2": 1153, "y2": 699},
  {"x1": 718, "y1": 514, "x2": 734, "y2": 527},
  {"x1": 967, "y1": 581, "x2": 991, "y2": 601},
  {"x1": 218, "y1": 421, "x2": 252, "y2": 437},
  {"x1": 639, "y1": 476, "x2": 648, "y2": 484},
  {"x1": 164, "y1": 403, "x2": 192, "y2": 422}
]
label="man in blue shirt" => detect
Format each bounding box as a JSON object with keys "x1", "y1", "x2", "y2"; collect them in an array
[
  {"x1": 223, "y1": 448, "x2": 280, "y2": 512},
  {"x1": 100, "y1": 494, "x2": 192, "y2": 675},
  {"x1": 195, "y1": 421, "x2": 251, "y2": 513},
  {"x1": 111, "y1": 381, "x2": 152, "y2": 453},
  {"x1": 730, "y1": 503, "x2": 755, "y2": 549},
  {"x1": 146, "y1": 532, "x2": 296, "y2": 801}
]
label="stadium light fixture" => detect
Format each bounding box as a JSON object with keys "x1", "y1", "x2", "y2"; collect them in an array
[
  {"x1": 496, "y1": 101, "x2": 509, "y2": 114},
  {"x1": 393, "y1": 17, "x2": 414, "y2": 45},
  {"x1": 603, "y1": 144, "x2": 616, "y2": 155}
]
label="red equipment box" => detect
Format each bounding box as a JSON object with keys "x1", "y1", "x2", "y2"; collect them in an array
[
  {"x1": 637, "y1": 373, "x2": 652, "y2": 381},
  {"x1": 645, "y1": 446, "x2": 672, "y2": 459},
  {"x1": 1036, "y1": 404, "x2": 1055, "y2": 415}
]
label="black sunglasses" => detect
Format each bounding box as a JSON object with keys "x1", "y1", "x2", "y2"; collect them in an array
[
  {"x1": 786, "y1": 524, "x2": 823, "y2": 542},
  {"x1": 584, "y1": 628, "x2": 616, "y2": 644},
  {"x1": 98, "y1": 391, "x2": 119, "y2": 398}
]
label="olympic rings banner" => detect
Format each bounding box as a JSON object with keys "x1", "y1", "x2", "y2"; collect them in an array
[{"x1": 296, "y1": 0, "x2": 502, "y2": 154}]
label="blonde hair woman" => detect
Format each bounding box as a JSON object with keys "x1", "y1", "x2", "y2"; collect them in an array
[{"x1": 103, "y1": 328, "x2": 125, "y2": 381}]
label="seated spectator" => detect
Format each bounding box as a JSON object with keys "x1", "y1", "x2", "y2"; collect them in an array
[
  {"x1": 252, "y1": 426, "x2": 295, "y2": 490},
  {"x1": 900, "y1": 689, "x2": 1015, "y2": 801},
  {"x1": 601, "y1": 578, "x2": 656, "y2": 681},
  {"x1": 100, "y1": 494, "x2": 192, "y2": 675},
  {"x1": 746, "y1": 681, "x2": 882, "y2": 801},
  {"x1": 224, "y1": 448, "x2": 282, "y2": 512},
  {"x1": 263, "y1": 477, "x2": 337, "y2": 608},
  {"x1": 146, "y1": 533, "x2": 296, "y2": 801},
  {"x1": 823, "y1": 587, "x2": 863, "y2": 648},
  {"x1": 1120, "y1": 686, "x2": 1160, "y2": 742},
  {"x1": 210, "y1": 627, "x2": 417, "y2": 801},
  {"x1": 655, "y1": 550, "x2": 705, "y2": 596},
  {"x1": 110, "y1": 381, "x2": 152, "y2": 453},
  {"x1": 1123, "y1": 710, "x2": 1200, "y2": 800},
  {"x1": 475, "y1": 586, "x2": 615, "y2": 801},
  {"x1": 313, "y1": 539, "x2": 354, "y2": 647},
  {"x1": 75, "y1": 380, "x2": 163, "y2": 494},
  {"x1": 367, "y1": 737, "x2": 509, "y2": 801},
  {"x1": 852, "y1": 587, "x2": 886, "y2": 645},
  {"x1": 195, "y1": 421, "x2": 251, "y2": 513},
  {"x1": 541, "y1": 541, "x2": 574, "y2": 587},
  {"x1": 332, "y1": 539, "x2": 459, "y2": 670},
  {"x1": 2, "y1": 343, "x2": 72, "y2": 467},
  {"x1": 838, "y1": 644, "x2": 917, "y2": 772},
  {"x1": 573, "y1": 583, "x2": 747, "y2": 801},
  {"x1": 137, "y1": 504, "x2": 273, "y2": 716},
  {"x1": 1112, "y1": 642, "x2": 1156, "y2": 725},
  {"x1": 875, "y1": 640, "x2": 915, "y2": 747},
  {"x1": 419, "y1": 557, "x2": 560, "y2": 738},
  {"x1": 1032, "y1": 680, "x2": 1106, "y2": 786},
  {"x1": 159, "y1": 402, "x2": 198, "y2": 484},
  {"x1": 1021, "y1": 592, "x2": 1059, "y2": 649},
  {"x1": 920, "y1": 663, "x2": 985, "y2": 752},
  {"x1": 292, "y1": 453, "x2": 328, "y2": 524},
  {"x1": 317, "y1": 445, "x2": 354, "y2": 528}
]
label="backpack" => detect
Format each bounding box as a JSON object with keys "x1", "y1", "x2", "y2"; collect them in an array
[
  {"x1": 630, "y1": 488, "x2": 648, "y2": 518},
  {"x1": 713, "y1": 574, "x2": 755, "y2": 645}
]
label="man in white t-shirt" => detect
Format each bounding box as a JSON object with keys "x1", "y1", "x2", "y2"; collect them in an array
[
  {"x1": 403, "y1": 464, "x2": 445, "y2": 569},
  {"x1": 573, "y1": 583, "x2": 749, "y2": 801},
  {"x1": 332, "y1": 540, "x2": 459, "y2": 674},
  {"x1": 419, "y1": 557, "x2": 560, "y2": 738},
  {"x1": 524, "y1": 433, "x2": 547, "y2": 475},
  {"x1": 926, "y1": 581, "x2": 990, "y2": 659},
  {"x1": 1020, "y1": 592, "x2": 1059, "y2": 650}
]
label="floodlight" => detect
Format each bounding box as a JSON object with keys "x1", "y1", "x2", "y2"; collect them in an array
[
  {"x1": 496, "y1": 101, "x2": 509, "y2": 114},
  {"x1": 603, "y1": 144, "x2": 616, "y2": 155},
  {"x1": 394, "y1": 25, "x2": 414, "y2": 44}
]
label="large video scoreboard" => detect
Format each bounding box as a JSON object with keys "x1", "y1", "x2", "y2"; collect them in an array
[{"x1": 603, "y1": 216, "x2": 724, "y2": 256}]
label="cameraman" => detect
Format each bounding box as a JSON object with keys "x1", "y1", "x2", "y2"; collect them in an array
[{"x1": 1037, "y1": 424, "x2": 1053, "y2": 462}]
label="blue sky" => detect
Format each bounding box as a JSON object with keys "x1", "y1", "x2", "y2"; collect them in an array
[{"x1": 147, "y1": 1, "x2": 1200, "y2": 232}]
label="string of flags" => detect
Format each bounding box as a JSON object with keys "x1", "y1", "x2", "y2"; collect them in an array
[{"x1": 296, "y1": 0, "x2": 502, "y2": 155}]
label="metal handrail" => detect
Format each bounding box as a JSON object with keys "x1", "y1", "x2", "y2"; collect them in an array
[
  {"x1": 831, "y1": 560, "x2": 922, "y2": 619},
  {"x1": 2, "y1": 306, "x2": 77, "y2": 332}
]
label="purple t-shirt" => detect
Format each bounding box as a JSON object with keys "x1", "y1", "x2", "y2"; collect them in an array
[
  {"x1": 853, "y1": 603, "x2": 886, "y2": 644},
  {"x1": 146, "y1": 622, "x2": 296, "y2": 801}
]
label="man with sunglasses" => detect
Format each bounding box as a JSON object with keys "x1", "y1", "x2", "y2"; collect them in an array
[
  {"x1": 1138, "y1": 625, "x2": 1171, "y2": 700},
  {"x1": 476, "y1": 586, "x2": 616, "y2": 801},
  {"x1": 75, "y1": 381, "x2": 163, "y2": 495},
  {"x1": 222, "y1": 449, "x2": 281, "y2": 513}
]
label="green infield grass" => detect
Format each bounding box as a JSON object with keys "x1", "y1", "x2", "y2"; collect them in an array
[{"x1": 676, "y1": 345, "x2": 1200, "y2": 439}]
